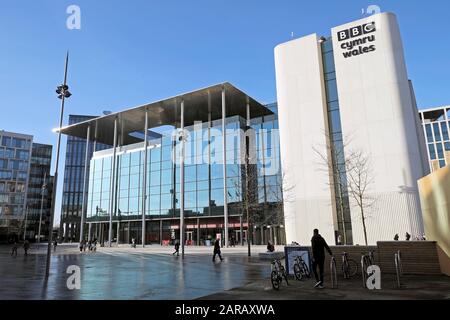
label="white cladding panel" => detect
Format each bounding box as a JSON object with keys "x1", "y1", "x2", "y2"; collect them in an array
[
  {"x1": 331, "y1": 12, "x2": 426, "y2": 243},
  {"x1": 274, "y1": 34, "x2": 336, "y2": 245}
]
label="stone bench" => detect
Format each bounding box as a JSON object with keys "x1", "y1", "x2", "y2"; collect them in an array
[{"x1": 258, "y1": 251, "x2": 285, "y2": 261}]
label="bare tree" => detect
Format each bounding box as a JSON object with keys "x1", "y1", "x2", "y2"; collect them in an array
[
  {"x1": 263, "y1": 171, "x2": 295, "y2": 225},
  {"x1": 313, "y1": 132, "x2": 351, "y2": 245},
  {"x1": 345, "y1": 149, "x2": 375, "y2": 246}
]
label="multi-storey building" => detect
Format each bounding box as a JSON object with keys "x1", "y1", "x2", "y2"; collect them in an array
[
  {"x1": 275, "y1": 12, "x2": 429, "y2": 245},
  {"x1": 59, "y1": 115, "x2": 110, "y2": 242},
  {"x1": 0, "y1": 131, "x2": 52, "y2": 242},
  {"x1": 25, "y1": 143, "x2": 53, "y2": 242},
  {"x1": 59, "y1": 84, "x2": 285, "y2": 246},
  {"x1": 419, "y1": 106, "x2": 450, "y2": 172}
]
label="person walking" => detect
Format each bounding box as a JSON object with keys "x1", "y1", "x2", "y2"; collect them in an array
[
  {"x1": 172, "y1": 241, "x2": 180, "y2": 256},
  {"x1": 11, "y1": 241, "x2": 18, "y2": 257},
  {"x1": 337, "y1": 234, "x2": 343, "y2": 246},
  {"x1": 230, "y1": 235, "x2": 236, "y2": 248},
  {"x1": 53, "y1": 239, "x2": 58, "y2": 252},
  {"x1": 311, "y1": 229, "x2": 333, "y2": 289},
  {"x1": 212, "y1": 238, "x2": 224, "y2": 262},
  {"x1": 23, "y1": 240, "x2": 30, "y2": 256},
  {"x1": 79, "y1": 240, "x2": 85, "y2": 252}
]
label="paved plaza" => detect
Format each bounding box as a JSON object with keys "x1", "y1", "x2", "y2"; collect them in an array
[
  {"x1": 1, "y1": 244, "x2": 449, "y2": 300},
  {"x1": 0, "y1": 244, "x2": 273, "y2": 300}
]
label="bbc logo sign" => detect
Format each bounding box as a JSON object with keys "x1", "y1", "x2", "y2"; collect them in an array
[{"x1": 337, "y1": 22, "x2": 376, "y2": 41}]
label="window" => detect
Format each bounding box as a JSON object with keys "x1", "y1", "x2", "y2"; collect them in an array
[
  {"x1": 2, "y1": 136, "x2": 11, "y2": 147},
  {"x1": 445, "y1": 142, "x2": 450, "y2": 152},
  {"x1": 429, "y1": 144, "x2": 436, "y2": 160},
  {"x1": 436, "y1": 143, "x2": 444, "y2": 159},
  {"x1": 426, "y1": 124, "x2": 433, "y2": 143},
  {"x1": 441, "y1": 122, "x2": 449, "y2": 141},
  {"x1": 433, "y1": 123, "x2": 442, "y2": 142},
  {"x1": 329, "y1": 109, "x2": 342, "y2": 133}
]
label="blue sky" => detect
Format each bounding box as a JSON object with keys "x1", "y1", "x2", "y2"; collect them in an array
[{"x1": 1, "y1": 0, "x2": 450, "y2": 224}]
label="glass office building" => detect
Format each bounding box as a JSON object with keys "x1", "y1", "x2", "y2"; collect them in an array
[
  {"x1": 0, "y1": 131, "x2": 52, "y2": 243},
  {"x1": 25, "y1": 143, "x2": 53, "y2": 241},
  {"x1": 59, "y1": 115, "x2": 108, "y2": 242},
  {"x1": 420, "y1": 106, "x2": 450, "y2": 172},
  {"x1": 0, "y1": 131, "x2": 33, "y2": 242},
  {"x1": 59, "y1": 83, "x2": 285, "y2": 246}
]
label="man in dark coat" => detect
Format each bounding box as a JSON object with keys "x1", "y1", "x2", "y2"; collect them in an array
[
  {"x1": 311, "y1": 229, "x2": 333, "y2": 289},
  {"x1": 212, "y1": 238, "x2": 224, "y2": 262}
]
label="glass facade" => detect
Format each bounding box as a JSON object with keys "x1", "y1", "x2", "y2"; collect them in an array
[
  {"x1": 25, "y1": 143, "x2": 53, "y2": 241},
  {"x1": 60, "y1": 115, "x2": 109, "y2": 242},
  {"x1": 85, "y1": 107, "x2": 285, "y2": 246},
  {"x1": 321, "y1": 38, "x2": 353, "y2": 244},
  {"x1": 420, "y1": 106, "x2": 450, "y2": 172},
  {"x1": 0, "y1": 132, "x2": 33, "y2": 242},
  {"x1": 0, "y1": 132, "x2": 51, "y2": 242}
]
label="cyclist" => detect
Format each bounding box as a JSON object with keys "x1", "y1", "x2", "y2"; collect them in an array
[{"x1": 311, "y1": 229, "x2": 333, "y2": 289}]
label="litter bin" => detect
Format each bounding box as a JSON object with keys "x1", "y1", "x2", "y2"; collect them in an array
[{"x1": 205, "y1": 240, "x2": 211, "y2": 247}]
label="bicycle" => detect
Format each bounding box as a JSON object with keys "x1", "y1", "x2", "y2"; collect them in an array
[
  {"x1": 271, "y1": 258, "x2": 289, "y2": 290},
  {"x1": 293, "y1": 253, "x2": 311, "y2": 281},
  {"x1": 341, "y1": 252, "x2": 358, "y2": 279},
  {"x1": 362, "y1": 251, "x2": 375, "y2": 272},
  {"x1": 361, "y1": 251, "x2": 376, "y2": 281}
]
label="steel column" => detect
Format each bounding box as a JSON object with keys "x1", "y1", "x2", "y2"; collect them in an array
[
  {"x1": 222, "y1": 87, "x2": 229, "y2": 247},
  {"x1": 79, "y1": 124, "x2": 91, "y2": 243},
  {"x1": 180, "y1": 99, "x2": 185, "y2": 258},
  {"x1": 142, "y1": 109, "x2": 149, "y2": 247},
  {"x1": 108, "y1": 118, "x2": 118, "y2": 247}
]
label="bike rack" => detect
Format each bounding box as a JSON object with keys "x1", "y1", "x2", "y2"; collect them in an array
[
  {"x1": 397, "y1": 250, "x2": 403, "y2": 275},
  {"x1": 394, "y1": 251, "x2": 402, "y2": 289},
  {"x1": 330, "y1": 257, "x2": 338, "y2": 289},
  {"x1": 361, "y1": 255, "x2": 367, "y2": 288}
]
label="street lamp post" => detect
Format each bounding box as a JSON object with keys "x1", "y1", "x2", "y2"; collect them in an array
[
  {"x1": 37, "y1": 172, "x2": 47, "y2": 245},
  {"x1": 45, "y1": 52, "x2": 71, "y2": 278}
]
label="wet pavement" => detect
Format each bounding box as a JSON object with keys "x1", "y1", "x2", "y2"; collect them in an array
[
  {"x1": 0, "y1": 244, "x2": 272, "y2": 300},
  {"x1": 201, "y1": 272, "x2": 450, "y2": 300},
  {"x1": 1, "y1": 244, "x2": 449, "y2": 300}
]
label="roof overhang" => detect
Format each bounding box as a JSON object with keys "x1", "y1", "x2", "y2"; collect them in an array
[{"x1": 58, "y1": 82, "x2": 271, "y2": 146}]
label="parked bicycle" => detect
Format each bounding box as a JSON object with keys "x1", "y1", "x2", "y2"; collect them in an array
[
  {"x1": 293, "y1": 253, "x2": 311, "y2": 281},
  {"x1": 342, "y1": 252, "x2": 358, "y2": 279},
  {"x1": 271, "y1": 258, "x2": 289, "y2": 290},
  {"x1": 362, "y1": 251, "x2": 375, "y2": 272}
]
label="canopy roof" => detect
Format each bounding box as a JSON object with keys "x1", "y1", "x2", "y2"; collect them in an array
[{"x1": 58, "y1": 82, "x2": 271, "y2": 146}]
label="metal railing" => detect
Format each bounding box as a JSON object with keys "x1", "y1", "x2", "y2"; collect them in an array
[{"x1": 330, "y1": 257, "x2": 338, "y2": 289}]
